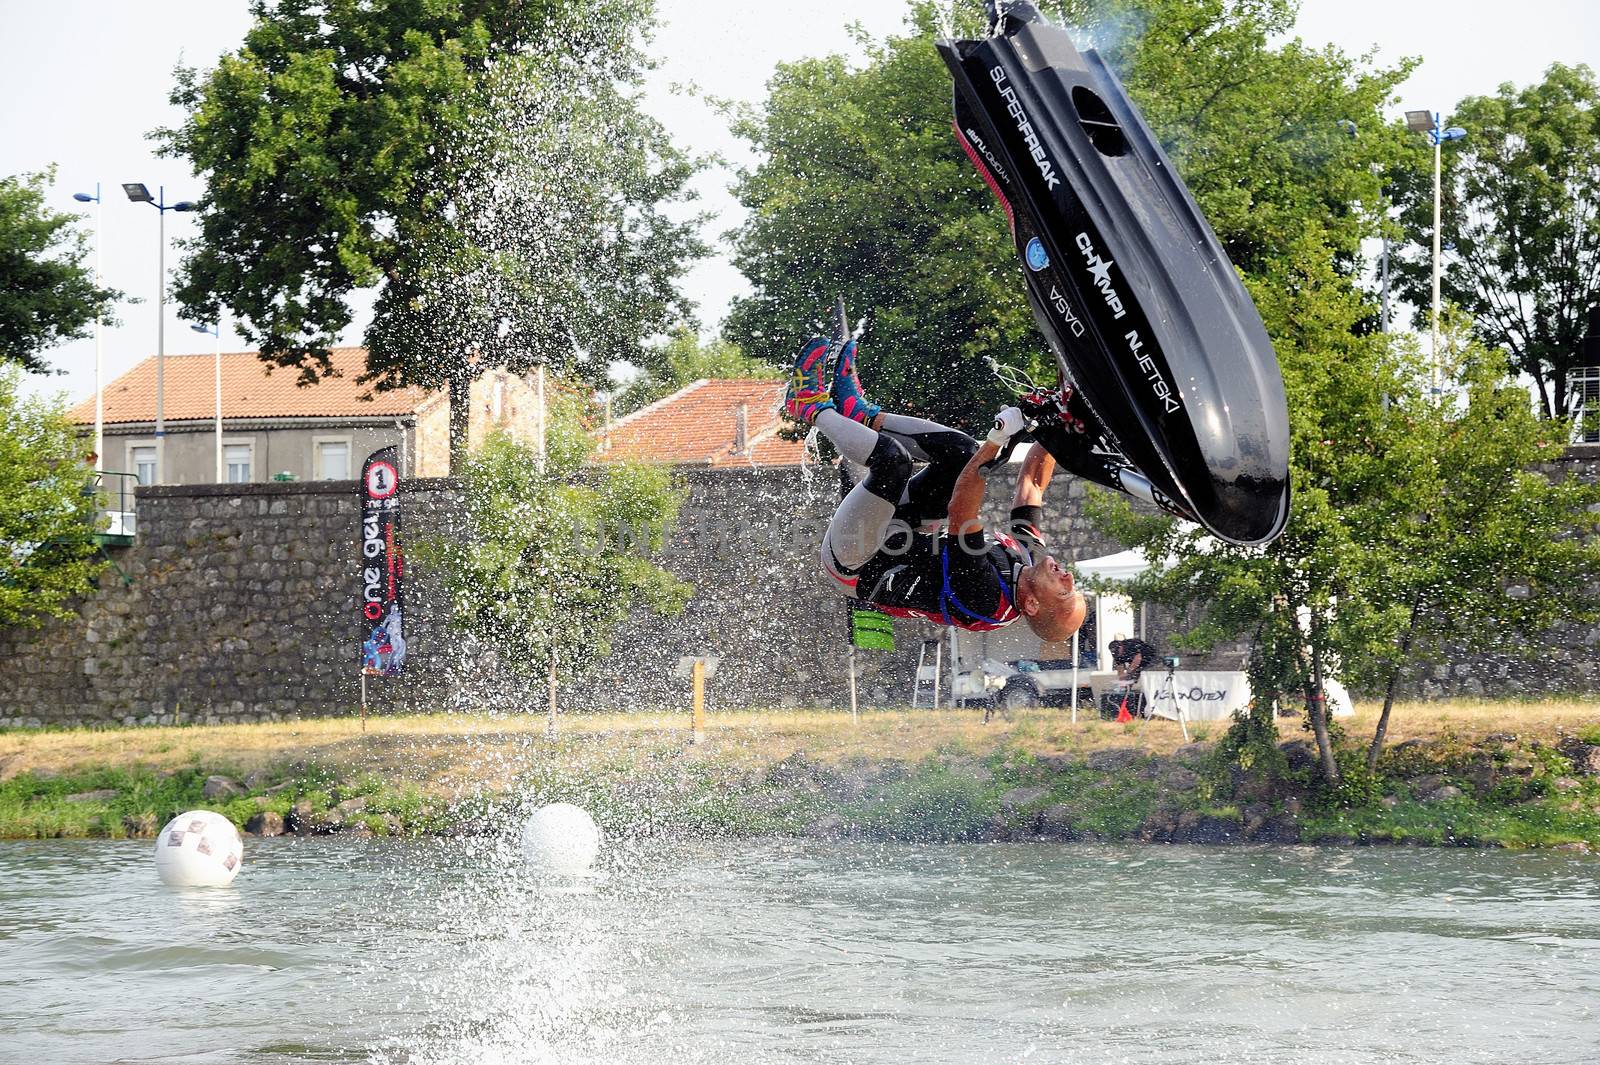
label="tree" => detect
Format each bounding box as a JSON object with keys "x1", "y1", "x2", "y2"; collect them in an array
[
  {"x1": 1392, "y1": 64, "x2": 1600, "y2": 420},
  {"x1": 0, "y1": 169, "x2": 121, "y2": 372},
  {"x1": 1096, "y1": 252, "x2": 1600, "y2": 790},
  {"x1": 415, "y1": 397, "x2": 691, "y2": 712},
  {"x1": 0, "y1": 367, "x2": 106, "y2": 627},
  {"x1": 160, "y1": 0, "x2": 705, "y2": 470},
  {"x1": 724, "y1": 0, "x2": 1410, "y2": 425},
  {"x1": 612, "y1": 327, "x2": 777, "y2": 415},
  {"x1": 1344, "y1": 316, "x2": 1600, "y2": 770}
]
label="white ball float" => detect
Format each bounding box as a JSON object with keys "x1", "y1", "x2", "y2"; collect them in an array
[
  {"x1": 520, "y1": 802, "x2": 601, "y2": 876},
  {"x1": 154, "y1": 810, "x2": 244, "y2": 887}
]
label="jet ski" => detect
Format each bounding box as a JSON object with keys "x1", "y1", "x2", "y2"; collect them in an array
[{"x1": 936, "y1": 1, "x2": 1291, "y2": 545}]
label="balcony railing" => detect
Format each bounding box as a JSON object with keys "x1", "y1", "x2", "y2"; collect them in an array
[
  {"x1": 1572, "y1": 367, "x2": 1600, "y2": 445},
  {"x1": 91, "y1": 471, "x2": 140, "y2": 546}
]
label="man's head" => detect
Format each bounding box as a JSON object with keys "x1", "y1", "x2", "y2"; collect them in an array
[{"x1": 1018, "y1": 556, "x2": 1086, "y2": 642}]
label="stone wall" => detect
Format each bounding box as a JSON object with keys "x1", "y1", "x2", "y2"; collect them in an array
[
  {"x1": 0, "y1": 480, "x2": 462, "y2": 728},
  {"x1": 0, "y1": 459, "x2": 1132, "y2": 727},
  {"x1": 2, "y1": 450, "x2": 1596, "y2": 727}
]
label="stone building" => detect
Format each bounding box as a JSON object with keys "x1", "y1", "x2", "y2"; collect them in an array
[{"x1": 70, "y1": 346, "x2": 557, "y2": 486}]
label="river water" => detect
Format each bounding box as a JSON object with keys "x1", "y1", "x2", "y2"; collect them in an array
[{"x1": 1, "y1": 838, "x2": 1596, "y2": 1064}]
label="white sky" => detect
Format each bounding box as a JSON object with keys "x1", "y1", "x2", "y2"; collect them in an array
[{"x1": 4, "y1": 0, "x2": 1596, "y2": 406}]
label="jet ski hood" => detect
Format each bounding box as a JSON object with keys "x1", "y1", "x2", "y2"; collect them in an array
[{"x1": 937, "y1": 1, "x2": 1291, "y2": 545}]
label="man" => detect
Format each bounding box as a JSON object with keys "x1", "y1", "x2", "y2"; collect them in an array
[
  {"x1": 1109, "y1": 635, "x2": 1161, "y2": 684},
  {"x1": 785, "y1": 330, "x2": 1085, "y2": 640}
]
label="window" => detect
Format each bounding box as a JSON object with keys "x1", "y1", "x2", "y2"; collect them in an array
[
  {"x1": 317, "y1": 440, "x2": 351, "y2": 480},
  {"x1": 1573, "y1": 367, "x2": 1600, "y2": 444},
  {"x1": 225, "y1": 444, "x2": 253, "y2": 483},
  {"x1": 132, "y1": 446, "x2": 157, "y2": 486}
]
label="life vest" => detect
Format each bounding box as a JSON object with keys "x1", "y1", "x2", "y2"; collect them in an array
[{"x1": 866, "y1": 536, "x2": 1025, "y2": 632}]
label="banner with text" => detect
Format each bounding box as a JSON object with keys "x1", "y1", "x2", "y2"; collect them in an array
[
  {"x1": 1140, "y1": 670, "x2": 1250, "y2": 722},
  {"x1": 359, "y1": 446, "x2": 406, "y2": 676}
]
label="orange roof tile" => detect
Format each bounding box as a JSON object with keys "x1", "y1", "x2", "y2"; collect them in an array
[
  {"x1": 596, "y1": 379, "x2": 807, "y2": 467},
  {"x1": 69, "y1": 347, "x2": 432, "y2": 424}
]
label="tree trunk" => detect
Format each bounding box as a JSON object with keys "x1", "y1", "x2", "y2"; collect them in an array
[
  {"x1": 448, "y1": 371, "x2": 471, "y2": 474},
  {"x1": 1305, "y1": 611, "x2": 1339, "y2": 785},
  {"x1": 1366, "y1": 598, "x2": 1421, "y2": 771}
]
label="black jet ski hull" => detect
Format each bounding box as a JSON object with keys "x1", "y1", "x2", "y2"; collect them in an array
[{"x1": 936, "y1": 3, "x2": 1290, "y2": 545}]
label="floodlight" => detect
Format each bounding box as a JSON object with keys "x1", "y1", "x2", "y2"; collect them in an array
[
  {"x1": 1404, "y1": 110, "x2": 1434, "y2": 133},
  {"x1": 122, "y1": 182, "x2": 153, "y2": 202}
]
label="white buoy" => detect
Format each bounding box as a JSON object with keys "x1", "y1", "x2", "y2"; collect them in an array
[
  {"x1": 154, "y1": 810, "x2": 244, "y2": 887},
  {"x1": 520, "y1": 802, "x2": 601, "y2": 876}
]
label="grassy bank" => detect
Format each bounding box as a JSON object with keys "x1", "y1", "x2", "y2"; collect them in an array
[{"x1": 1, "y1": 700, "x2": 1597, "y2": 849}]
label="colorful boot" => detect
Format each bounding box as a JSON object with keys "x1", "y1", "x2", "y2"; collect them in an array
[
  {"x1": 831, "y1": 337, "x2": 881, "y2": 425},
  {"x1": 784, "y1": 336, "x2": 835, "y2": 425}
]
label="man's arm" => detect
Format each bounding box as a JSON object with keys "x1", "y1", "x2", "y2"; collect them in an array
[
  {"x1": 946, "y1": 440, "x2": 1003, "y2": 537},
  {"x1": 947, "y1": 406, "x2": 1027, "y2": 538},
  {"x1": 1011, "y1": 444, "x2": 1057, "y2": 510}
]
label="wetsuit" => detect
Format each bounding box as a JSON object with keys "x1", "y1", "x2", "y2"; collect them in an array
[{"x1": 847, "y1": 507, "x2": 1048, "y2": 630}]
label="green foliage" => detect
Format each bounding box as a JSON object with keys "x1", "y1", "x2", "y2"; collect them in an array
[
  {"x1": 0, "y1": 760, "x2": 447, "y2": 839},
  {"x1": 1391, "y1": 63, "x2": 1600, "y2": 420},
  {"x1": 613, "y1": 327, "x2": 778, "y2": 415},
  {"x1": 0, "y1": 367, "x2": 106, "y2": 627},
  {"x1": 1098, "y1": 253, "x2": 1600, "y2": 783},
  {"x1": 724, "y1": 3, "x2": 1029, "y2": 427},
  {"x1": 849, "y1": 760, "x2": 998, "y2": 841},
  {"x1": 724, "y1": 0, "x2": 1409, "y2": 425},
  {"x1": 1059, "y1": 0, "x2": 1413, "y2": 273},
  {"x1": 414, "y1": 403, "x2": 691, "y2": 692},
  {"x1": 1303, "y1": 789, "x2": 1600, "y2": 849},
  {"x1": 0, "y1": 168, "x2": 121, "y2": 372},
  {"x1": 1320, "y1": 748, "x2": 1382, "y2": 809},
  {"x1": 160, "y1": 0, "x2": 705, "y2": 465}
]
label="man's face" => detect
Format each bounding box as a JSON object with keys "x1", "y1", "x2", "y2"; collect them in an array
[
  {"x1": 1031, "y1": 555, "x2": 1074, "y2": 600},
  {"x1": 1025, "y1": 556, "x2": 1085, "y2": 631}
]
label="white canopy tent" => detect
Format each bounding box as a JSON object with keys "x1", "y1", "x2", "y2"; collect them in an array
[{"x1": 1075, "y1": 548, "x2": 1151, "y2": 582}]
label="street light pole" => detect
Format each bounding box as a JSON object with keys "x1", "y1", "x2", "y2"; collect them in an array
[
  {"x1": 72, "y1": 185, "x2": 103, "y2": 472},
  {"x1": 122, "y1": 183, "x2": 197, "y2": 484},
  {"x1": 1431, "y1": 118, "x2": 1442, "y2": 375},
  {"x1": 1404, "y1": 111, "x2": 1467, "y2": 392},
  {"x1": 158, "y1": 188, "x2": 166, "y2": 463},
  {"x1": 1381, "y1": 234, "x2": 1390, "y2": 334}
]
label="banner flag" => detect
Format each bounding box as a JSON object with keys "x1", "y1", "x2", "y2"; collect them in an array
[{"x1": 359, "y1": 446, "x2": 406, "y2": 676}]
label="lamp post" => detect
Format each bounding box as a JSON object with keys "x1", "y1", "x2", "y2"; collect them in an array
[
  {"x1": 123, "y1": 183, "x2": 197, "y2": 483},
  {"x1": 71, "y1": 185, "x2": 103, "y2": 472},
  {"x1": 1404, "y1": 111, "x2": 1467, "y2": 386},
  {"x1": 192, "y1": 321, "x2": 223, "y2": 481}
]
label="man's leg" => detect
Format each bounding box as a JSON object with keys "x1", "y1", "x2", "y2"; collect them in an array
[
  {"x1": 818, "y1": 409, "x2": 975, "y2": 534},
  {"x1": 788, "y1": 333, "x2": 966, "y2": 573},
  {"x1": 877, "y1": 414, "x2": 978, "y2": 527},
  {"x1": 813, "y1": 409, "x2": 914, "y2": 587},
  {"x1": 828, "y1": 336, "x2": 978, "y2": 524}
]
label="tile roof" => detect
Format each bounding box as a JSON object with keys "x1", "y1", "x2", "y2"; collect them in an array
[
  {"x1": 595, "y1": 378, "x2": 808, "y2": 467},
  {"x1": 68, "y1": 347, "x2": 433, "y2": 424}
]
